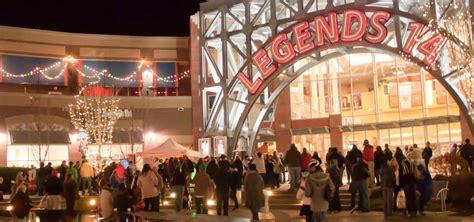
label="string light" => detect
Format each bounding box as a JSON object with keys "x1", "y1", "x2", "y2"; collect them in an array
[{"x1": 0, "y1": 55, "x2": 190, "y2": 84}]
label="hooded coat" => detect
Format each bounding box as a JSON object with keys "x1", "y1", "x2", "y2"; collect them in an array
[
  {"x1": 304, "y1": 171, "x2": 334, "y2": 212},
  {"x1": 244, "y1": 170, "x2": 265, "y2": 209}
]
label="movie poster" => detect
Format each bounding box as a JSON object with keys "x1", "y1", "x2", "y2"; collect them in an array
[
  {"x1": 214, "y1": 136, "x2": 227, "y2": 156},
  {"x1": 198, "y1": 138, "x2": 211, "y2": 157}
]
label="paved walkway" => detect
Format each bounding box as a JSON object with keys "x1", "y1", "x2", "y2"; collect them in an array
[
  {"x1": 0, "y1": 209, "x2": 471, "y2": 221},
  {"x1": 127, "y1": 209, "x2": 473, "y2": 222}
]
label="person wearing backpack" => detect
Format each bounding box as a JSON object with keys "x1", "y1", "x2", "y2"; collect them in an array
[{"x1": 305, "y1": 159, "x2": 335, "y2": 222}]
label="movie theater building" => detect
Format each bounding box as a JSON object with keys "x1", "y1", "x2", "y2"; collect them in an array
[
  {"x1": 0, "y1": 26, "x2": 193, "y2": 167},
  {"x1": 191, "y1": 0, "x2": 474, "y2": 156}
]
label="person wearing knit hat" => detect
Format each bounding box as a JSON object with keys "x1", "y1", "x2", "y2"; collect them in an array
[
  {"x1": 308, "y1": 159, "x2": 321, "y2": 173},
  {"x1": 193, "y1": 161, "x2": 214, "y2": 214},
  {"x1": 305, "y1": 158, "x2": 334, "y2": 222}
]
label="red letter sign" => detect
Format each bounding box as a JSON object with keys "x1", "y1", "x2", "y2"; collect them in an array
[
  {"x1": 366, "y1": 11, "x2": 391, "y2": 44},
  {"x1": 237, "y1": 72, "x2": 264, "y2": 94},
  {"x1": 271, "y1": 34, "x2": 296, "y2": 66},
  {"x1": 314, "y1": 12, "x2": 339, "y2": 46},
  {"x1": 293, "y1": 21, "x2": 315, "y2": 54},
  {"x1": 403, "y1": 22, "x2": 424, "y2": 54},
  {"x1": 253, "y1": 48, "x2": 277, "y2": 79},
  {"x1": 417, "y1": 34, "x2": 447, "y2": 66},
  {"x1": 341, "y1": 10, "x2": 368, "y2": 42}
]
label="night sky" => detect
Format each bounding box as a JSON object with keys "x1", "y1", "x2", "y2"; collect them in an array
[{"x1": 0, "y1": 0, "x2": 204, "y2": 36}]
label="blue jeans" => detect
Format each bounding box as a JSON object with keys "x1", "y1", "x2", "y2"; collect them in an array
[
  {"x1": 313, "y1": 211, "x2": 325, "y2": 222},
  {"x1": 172, "y1": 186, "x2": 185, "y2": 212},
  {"x1": 288, "y1": 167, "x2": 301, "y2": 189}
]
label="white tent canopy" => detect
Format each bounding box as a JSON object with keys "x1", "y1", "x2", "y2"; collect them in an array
[{"x1": 141, "y1": 138, "x2": 203, "y2": 158}]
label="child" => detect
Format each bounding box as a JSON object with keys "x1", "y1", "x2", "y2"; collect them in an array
[
  {"x1": 328, "y1": 159, "x2": 342, "y2": 212},
  {"x1": 296, "y1": 171, "x2": 313, "y2": 222}
]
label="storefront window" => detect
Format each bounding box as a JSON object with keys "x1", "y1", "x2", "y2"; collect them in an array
[
  {"x1": 289, "y1": 52, "x2": 464, "y2": 155},
  {"x1": 7, "y1": 145, "x2": 69, "y2": 167}
]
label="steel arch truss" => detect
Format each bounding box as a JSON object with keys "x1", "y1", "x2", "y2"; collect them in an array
[{"x1": 199, "y1": 0, "x2": 473, "y2": 153}]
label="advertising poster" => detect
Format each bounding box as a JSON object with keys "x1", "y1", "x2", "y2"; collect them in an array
[
  {"x1": 198, "y1": 138, "x2": 211, "y2": 157},
  {"x1": 214, "y1": 136, "x2": 227, "y2": 156}
]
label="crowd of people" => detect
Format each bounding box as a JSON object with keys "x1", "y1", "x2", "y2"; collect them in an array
[{"x1": 6, "y1": 138, "x2": 474, "y2": 221}]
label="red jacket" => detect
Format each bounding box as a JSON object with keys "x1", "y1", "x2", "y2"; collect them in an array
[
  {"x1": 362, "y1": 145, "x2": 375, "y2": 162},
  {"x1": 300, "y1": 153, "x2": 312, "y2": 170}
]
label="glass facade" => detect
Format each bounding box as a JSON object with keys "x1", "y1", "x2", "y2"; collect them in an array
[{"x1": 290, "y1": 53, "x2": 462, "y2": 155}]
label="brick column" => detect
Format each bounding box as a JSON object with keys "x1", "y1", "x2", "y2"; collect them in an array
[
  {"x1": 190, "y1": 14, "x2": 203, "y2": 150},
  {"x1": 273, "y1": 84, "x2": 292, "y2": 153},
  {"x1": 329, "y1": 114, "x2": 343, "y2": 150}
]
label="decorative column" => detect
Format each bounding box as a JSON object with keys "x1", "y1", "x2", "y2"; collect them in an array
[
  {"x1": 190, "y1": 14, "x2": 203, "y2": 150},
  {"x1": 329, "y1": 114, "x2": 343, "y2": 150},
  {"x1": 273, "y1": 83, "x2": 293, "y2": 153}
]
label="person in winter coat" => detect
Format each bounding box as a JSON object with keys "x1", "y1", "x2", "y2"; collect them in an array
[
  {"x1": 10, "y1": 185, "x2": 31, "y2": 219},
  {"x1": 350, "y1": 157, "x2": 370, "y2": 212},
  {"x1": 346, "y1": 145, "x2": 363, "y2": 185},
  {"x1": 193, "y1": 164, "x2": 214, "y2": 214},
  {"x1": 384, "y1": 144, "x2": 393, "y2": 161},
  {"x1": 80, "y1": 160, "x2": 94, "y2": 195},
  {"x1": 63, "y1": 173, "x2": 78, "y2": 211},
  {"x1": 381, "y1": 160, "x2": 395, "y2": 218},
  {"x1": 305, "y1": 159, "x2": 335, "y2": 222},
  {"x1": 374, "y1": 146, "x2": 387, "y2": 186},
  {"x1": 297, "y1": 171, "x2": 313, "y2": 222},
  {"x1": 264, "y1": 155, "x2": 276, "y2": 188},
  {"x1": 394, "y1": 147, "x2": 406, "y2": 166},
  {"x1": 327, "y1": 159, "x2": 342, "y2": 212},
  {"x1": 416, "y1": 164, "x2": 432, "y2": 216},
  {"x1": 99, "y1": 184, "x2": 114, "y2": 219},
  {"x1": 272, "y1": 154, "x2": 284, "y2": 189},
  {"x1": 37, "y1": 162, "x2": 48, "y2": 196},
  {"x1": 422, "y1": 142, "x2": 433, "y2": 172},
  {"x1": 285, "y1": 144, "x2": 302, "y2": 191},
  {"x1": 206, "y1": 158, "x2": 218, "y2": 179},
  {"x1": 137, "y1": 163, "x2": 164, "y2": 212},
  {"x1": 301, "y1": 148, "x2": 312, "y2": 172},
  {"x1": 170, "y1": 164, "x2": 187, "y2": 212},
  {"x1": 244, "y1": 163, "x2": 265, "y2": 221},
  {"x1": 253, "y1": 152, "x2": 266, "y2": 179},
  {"x1": 362, "y1": 139, "x2": 375, "y2": 188},
  {"x1": 214, "y1": 160, "x2": 232, "y2": 216},
  {"x1": 399, "y1": 158, "x2": 417, "y2": 217},
  {"x1": 40, "y1": 170, "x2": 63, "y2": 210},
  {"x1": 312, "y1": 152, "x2": 322, "y2": 164},
  {"x1": 66, "y1": 161, "x2": 78, "y2": 183},
  {"x1": 233, "y1": 155, "x2": 244, "y2": 178},
  {"x1": 230, "y1": 167, "x2": 242, "y2": 210}
]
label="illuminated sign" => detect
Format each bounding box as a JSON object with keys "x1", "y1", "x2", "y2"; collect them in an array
[{"x1": 238, "y1": 9, "x2": 447, "y2": 94}]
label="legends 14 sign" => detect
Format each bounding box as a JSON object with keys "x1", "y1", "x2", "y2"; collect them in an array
[{"x1": 238, "y1": 9, "x2": 447, "y2": 94}]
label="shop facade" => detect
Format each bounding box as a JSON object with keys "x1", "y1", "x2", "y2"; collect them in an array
[{"x1": 192, "y1": 0, "x2": 474, "y2": 155}]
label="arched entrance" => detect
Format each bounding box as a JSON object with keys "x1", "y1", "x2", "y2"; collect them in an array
[{"x1": 196, "y1": 1, "x2": 473, "y2": 154}]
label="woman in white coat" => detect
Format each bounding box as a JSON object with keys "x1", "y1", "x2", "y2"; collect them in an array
[{"x1": 297, "y1": 171, "x2": 313, "y2": 222}]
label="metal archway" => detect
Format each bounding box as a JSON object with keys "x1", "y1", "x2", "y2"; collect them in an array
[{"x1": 198, "y1": 0, "x2": 473, "y2": 154}]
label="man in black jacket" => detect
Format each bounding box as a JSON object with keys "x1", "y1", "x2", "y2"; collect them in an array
[
  {"x1": 346, "y1": 145, "x2": 362, "y2": 185},
  {"x1": 350, "y1": 157, "x2": 370, "y2": 212},
  {"x1": 422, "y1": 142, "x2": 433, "y2": 172},
  {"x1": 37, "y1": 162, "x2": 48, "y2": 196}
]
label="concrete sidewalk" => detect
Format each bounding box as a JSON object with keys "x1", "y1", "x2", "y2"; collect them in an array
[{"x1": 128, "y1": 209, "x2": 472, "y2": 222}]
